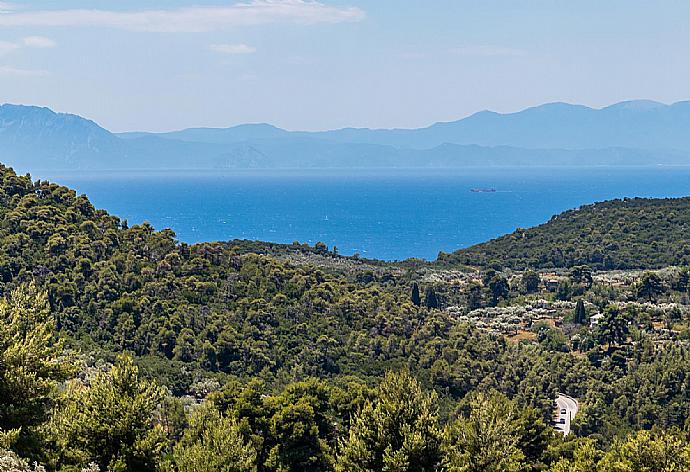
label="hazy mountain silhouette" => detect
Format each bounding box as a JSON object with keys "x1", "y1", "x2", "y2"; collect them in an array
[
  {"x1": 127, "y1": 100, "x2": 690, "y2": 150},
  {"x1": 2, "y1": 101, "x2": 690, "y2": 171},
  {"x1": 300, "y1": 100, "x2": 690, "y2": 150}
]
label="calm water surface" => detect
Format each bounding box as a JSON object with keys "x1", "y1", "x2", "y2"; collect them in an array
[{"x1": 35, "y1": 167, "x2": 690, "y2": 261}]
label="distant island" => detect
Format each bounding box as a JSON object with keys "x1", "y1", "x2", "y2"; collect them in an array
[{"x1": 3, "y1": 100, "x2": 690, "y2": 171}]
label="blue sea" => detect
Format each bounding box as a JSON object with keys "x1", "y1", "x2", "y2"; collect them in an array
[{"x1": 35, "y1": 167, "x2": 690, "y2": 261}]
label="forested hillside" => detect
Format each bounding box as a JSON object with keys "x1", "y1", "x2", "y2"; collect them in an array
[
  {"x1": 441, "y1": 197, "x2": 690, "y2": 270},
  {"x1": 5, "y1": 163, "x2": 690, "y2": 470}
]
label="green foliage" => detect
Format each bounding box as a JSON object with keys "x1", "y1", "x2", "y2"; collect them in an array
[
  {"x1": 595, "y1": 306, "x2": 629, "y2": 349},
  {"x1": 209, "y1": 378, "x2": 358, "y2": 472},
  {"x1": 534, "y1": 325, "x2": 570, "y2": 352},
  {"x1": 549, "y1": 429, "x2": 690, "y2": 471},
  {"x1": 264, "y1": 380, "x2": 335, "y2": 471},
  {"x1": 5, "y1": 164, "x2": 690, "y2": 470},
  {"x1": 570, "y1": 266, "x2": 593, "y2": 289},
  {"x1": 547, "y1": 438, "x2": 603, "y2": 472},
  {"x1": 673, "y1": 267, "x2": 690, "y2": 292},
  {"x1": 522, "y1": 270, "x2": 541, "y2": 294},
  {"x1": 637, "y1": 272, "x2": 664, "y2": 301},
  {"x1": 599, "y1": 429, "x2": 690, "y2": 471},
  {"x1": 442, "y1": 392, "x2": 527, "y2": 472},
  {"x1": 0, "y1": 283, "x2": 72, "y2": 457},
  {"x1": 173, "y1": 404, "x2": 256, "y2": 472},
  {"x1": 411, "y1": 282, "x2": 421, "y2": 306},
  {"x1": 574, "y1": 300, "x2": 587, "y2": 325},
  {"x1": 466, "y1": 283, "x2": 483, "y2": 310},
  {"x1": 448, "y1": 393, "x2": 551, "y2": 470},
  {"x1": 488, "y1": 275, "x2": 510, "y2": 306},
  {"x1": 336, "y1": 371, "x2": 442, "y2": 472},
  {"x1": 440, "y1": 197, "x2": 690, "y2": 269},
  {"x1": 425, "y1": 286, "x2": 440, "y2": 309},
  {"x1": 47, "y1": 355, "x2": 167, "y2": 471}
]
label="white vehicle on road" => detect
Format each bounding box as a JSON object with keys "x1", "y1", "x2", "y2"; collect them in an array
[{"x1": 554, "y1": 394, "x2": 579, "y2": 435}]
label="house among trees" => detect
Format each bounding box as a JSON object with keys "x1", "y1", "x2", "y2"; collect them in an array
[
  {"x1": 590, "y1": 313, "x2": 605, "y2": 328},
  {"x1": 545, "y1": 279, "x2": 560, "y2": 291}
]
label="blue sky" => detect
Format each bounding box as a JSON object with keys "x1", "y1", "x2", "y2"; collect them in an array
[{"x1": 1, "y1": 0, "x2": 689, "y2": 132}]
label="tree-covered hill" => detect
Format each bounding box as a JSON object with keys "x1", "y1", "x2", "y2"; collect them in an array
[
  {"x1": 440, "y1": 197, "x2": 690, "y2": 270},
  {"x1": 0, "y1": 163, "x2": 490, "y2": 395},
  {"x1": 7, "y1": 162, "x2": 690, "y2": 470},
  {"x1": 0, "y1": 164, "x2": 414, "y2": 384}
]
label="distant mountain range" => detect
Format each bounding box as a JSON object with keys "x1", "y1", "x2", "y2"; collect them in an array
[{"x1": 2, "y1": 100, "x2": 690, "y2": 171}]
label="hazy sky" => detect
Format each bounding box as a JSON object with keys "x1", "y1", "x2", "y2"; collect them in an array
[{"x1": 1, "y1": 0, "x2": 689, "y2": 132}]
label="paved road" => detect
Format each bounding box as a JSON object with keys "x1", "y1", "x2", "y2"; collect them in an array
[{"x1": 554, "y1": 393, "x2": 579, "y2": 435}]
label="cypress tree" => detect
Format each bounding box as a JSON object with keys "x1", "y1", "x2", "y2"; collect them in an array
[
  {"x1": 411, "y1": 282, "x2": 421, "y2": 306},
  {"x1": 574, "y1": 300, "x2": 587, "y2": 324},
  {"x1": 425, "y1": 287, "x2": 439, "y2": 309}
]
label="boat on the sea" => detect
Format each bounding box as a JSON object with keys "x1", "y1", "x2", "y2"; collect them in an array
[{"x1": 470, "y1": 188, "x2": 497, "y2": 193}]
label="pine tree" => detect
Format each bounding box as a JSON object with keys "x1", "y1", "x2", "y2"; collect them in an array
[
  {"x1": 570, "y1": 265, "x2": 593, "y2": 289},
  {"x1": 442, "y1": 392, "x2": 526, "y2": 472},
  {"x1": 637, "y1": 272, "x2": 664, "y2": 301},
  {"x1": 599, "y1": 429, "x2": 690, "y2": 471},
  {"x1": 548, "y1": 439, "x2": 602, "y2": 472},
  {"x1": 47, "y1": 355, "x2": 167, "y2": 471},
  {"x1": 265, "y1": 380, "x2": 335, "y2": 471},
  {"x1": 174, "y1": 404, "x2": 257, "y2": 472},
  {"x1": 678, "y1": 268, "x2": 690, "y2": 292},
  {"x1": 467, "y1": 283, "x2": 483, "y2": 310},
  {"x1": 522, "y1": 271, "x2": 541, "y2": 294},
  {"x1": 336, "y1": 371, "x2": 442, "y2": 472},
  {"x1": 488, "y1": 275, "x2": 510, "y2": 306},
  {"x1": 0, "y1": 283, "x2": 73, "y2": 458},
  {"x1": 595, "y1": 306, "x2": 629, "y2": 350}
]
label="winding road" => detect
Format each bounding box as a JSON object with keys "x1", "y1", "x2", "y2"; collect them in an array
[{"x1": 554, "y1": 393, "x2": 579, "y2": 435}]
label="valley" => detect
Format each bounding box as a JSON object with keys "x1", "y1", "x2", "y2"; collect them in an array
[
  {"x1": 2, "y1": 1, "x2": 687, "y2": 470},
  {"x1": 3, "y1": 163, "x2": 690, "y2": 470}
]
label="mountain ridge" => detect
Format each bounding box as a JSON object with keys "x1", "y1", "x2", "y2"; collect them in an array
[
  {"x1": 3, "y1": 100, "x2": 690, "y2": 171},
  {"x1": 114, "y1": 99, "x2": 690, "y2": 150}
]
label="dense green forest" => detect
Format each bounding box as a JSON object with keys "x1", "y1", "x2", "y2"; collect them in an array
[
  {"x1": 440, "y1": 197, "x2": 690, "y2": 270},
  {"x1": 4, "y1": 163, "x2": 690, "y2": 470}
]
